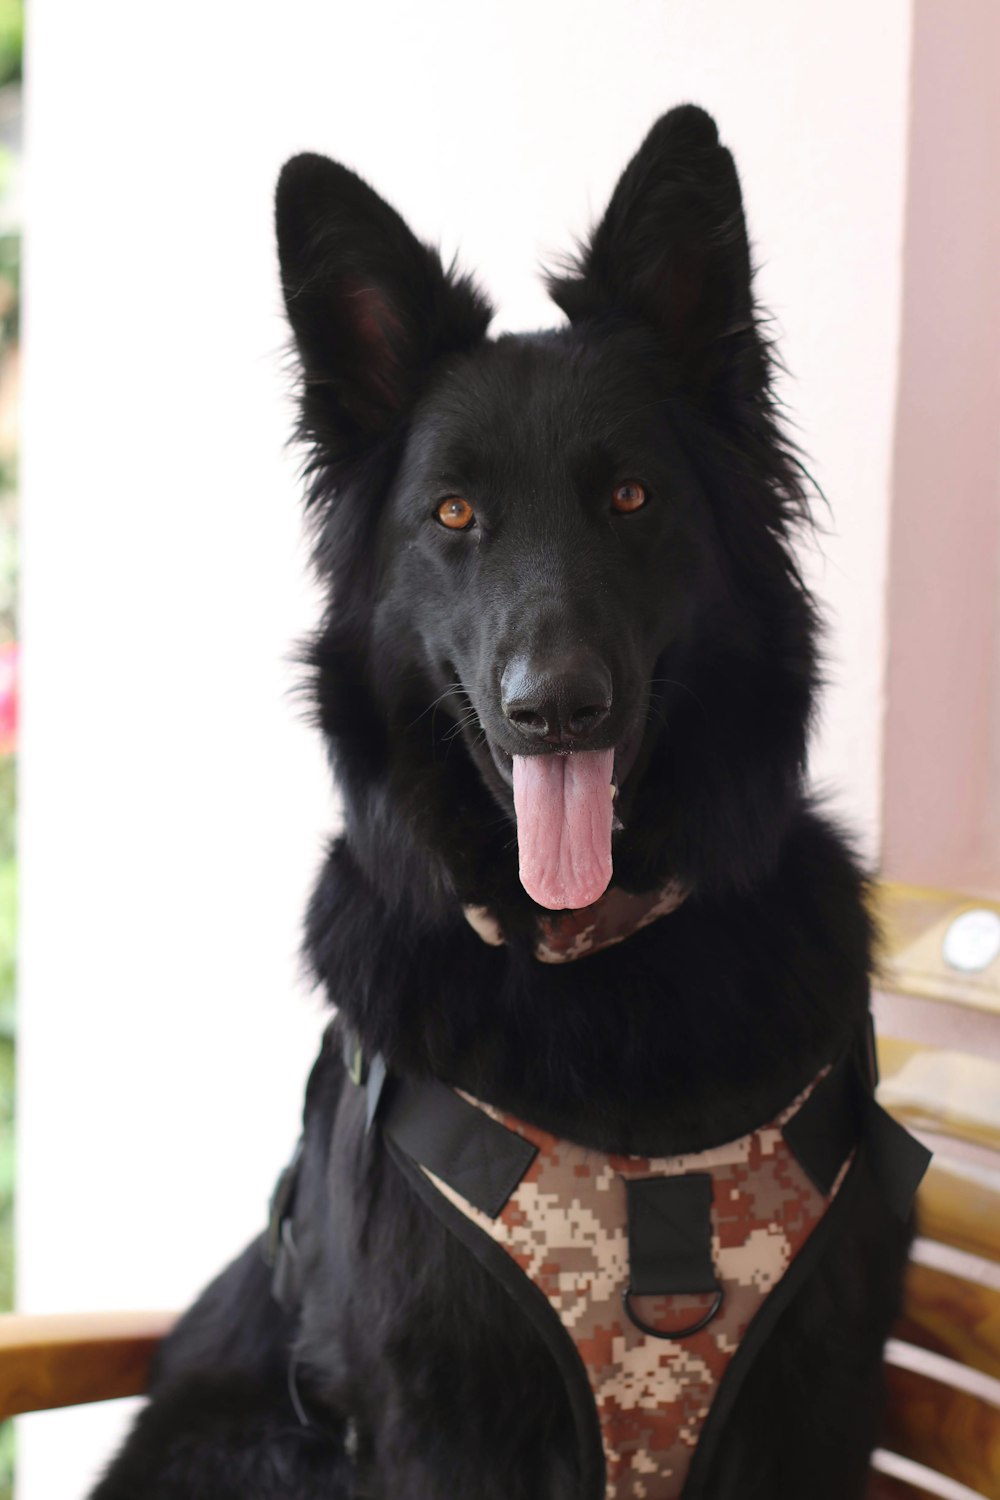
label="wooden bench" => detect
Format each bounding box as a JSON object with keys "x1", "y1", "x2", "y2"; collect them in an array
[{"x1": 869, "y1": 882, "x2": 1000, "y2": 1500}]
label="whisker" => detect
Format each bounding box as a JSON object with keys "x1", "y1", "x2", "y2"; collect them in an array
[
  {"x1": 405, "y1": 679, "x2": 477, "y2": 731},
  {"x1": 442, "y1": 707, "x2": 483, "y2": 743},
  {"x1": 647, "y1": 676, "x2": 709, "y2": 716},
  {"x1": 644, "y1": 701, "x2": 669, "y2": 733}
]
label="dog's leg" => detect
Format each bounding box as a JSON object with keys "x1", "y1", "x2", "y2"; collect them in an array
[
  {"x1": 87, "y1": 1372, "x2": 353, "y2": 1500},
  {"x1": 88, "y1": 1236, "x2": 354, "y2": 1499}
]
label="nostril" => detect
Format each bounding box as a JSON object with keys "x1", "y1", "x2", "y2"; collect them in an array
[
  {"x1": 508, "y1": 708, "x2": 549, "y2": 738},
  {"x1": 567, "y1": 703, "x2": 611, "y2": 738},
  {"x1": 501, "y1": 652, "x2": 613, "y2": 745}
]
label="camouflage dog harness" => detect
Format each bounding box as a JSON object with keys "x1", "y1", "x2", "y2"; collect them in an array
[
  {"x1": 268, "y1": 999, "x2": 929, "y2": 1499},
  {"x1": 364, "y1": 1035, "x2": 930, "y2": 1500}
]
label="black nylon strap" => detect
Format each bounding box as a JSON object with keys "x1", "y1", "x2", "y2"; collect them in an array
[
  {"x1": 780, "y1": 1025, "x2": 930, "y2": 1220},
  {"x1": 340, "y1": 1028, "x2": 389, "y2": 1128},
  {"x1": 861, "y1": 1011, "x2": 879, "y2": 1089},
  {"x1": 625, "y1": 1174, "x2": 719, "y2": 1296},
  {"x1": 365, "y1": 1051, "x2": 388, "y2": 1128},
  {"x1": 341, "y1": 1027, "x2": 537, "y2": 1214},
  {"x1": 863, "y1": 1096, "x2": 932, "y2": 1221},
  {"x1": 781, "y1": 1052, "x2": 863, "y2": 1196},
  {"x1": 382, "y1": 1074, "x2": 538, "y2": 1219}
]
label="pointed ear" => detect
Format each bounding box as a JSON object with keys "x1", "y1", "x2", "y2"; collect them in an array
[
  {"x1": 276, "y1": 154, "x2": 493, "y2": 456},
  {"x1": 548, "y1": 106, "x2": 755, "y2": 394}
]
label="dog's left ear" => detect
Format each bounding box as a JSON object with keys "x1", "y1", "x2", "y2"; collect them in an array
[
  {"x1": 548, "y1": 106, "x2": 755, "y2": 396},
  {"x1": 276, "y1": 154, "x2": 493, "y2": 459}
]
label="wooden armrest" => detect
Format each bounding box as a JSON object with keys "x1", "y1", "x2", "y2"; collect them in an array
[{"x1": 0, "y1": 1311, "x2": 177, "y2": 1419}]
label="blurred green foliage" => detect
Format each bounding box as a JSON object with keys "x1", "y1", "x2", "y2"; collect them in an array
[
  {"x1": 0, "y1": 0, "x2": 22, "y2": 88},
  {"x1": 0, "y1": 237, "x2": 18, "y2": 347}
]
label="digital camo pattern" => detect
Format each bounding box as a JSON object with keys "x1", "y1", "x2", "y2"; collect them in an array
[
  {"x1": 463, "y1": 879, "x2": 689, "y2": 964},
  {"x1": 423, "y1": 1075, "x2": 849, "y2": 1500}
]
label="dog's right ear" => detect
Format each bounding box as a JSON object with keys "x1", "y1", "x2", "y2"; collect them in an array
[
  {"x1": 547, "y1": 107, "x2": 755, "y2": 399},
  {"x1": 276, "y1": 154, "x2": 493, "y2": 458}
]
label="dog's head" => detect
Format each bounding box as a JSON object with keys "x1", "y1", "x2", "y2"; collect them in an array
[{"x1": 277, "y1": 107, "x2": 818, "y2": 923}]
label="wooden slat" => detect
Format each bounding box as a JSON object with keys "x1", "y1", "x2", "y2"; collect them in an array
[
  {"x1": 875, "y1": 883, "x2": 1000, "y2": 1017},
  {"x1": 881, "y1": 1362, "x2": 1000, "y2": 1497},
  {"x1": 0, "y1": 1311, "x2": 175, "y2": 1418},
  {"x1": 895, "y1": 1262, "x2": 1000, "y2": 1383},
  {"x1": 917, "y1": 1164, "x2": 1000, "y2": 1265},
  {"x1": 877, "y1": 1038, "x2": 1000, "y2": 1153},
  {"x1": 867, "y1": 1468, "x2": 942, "y2": 1500}
]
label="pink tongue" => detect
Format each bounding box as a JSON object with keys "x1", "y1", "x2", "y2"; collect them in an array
[{"x1": 513, "y1": 749, "x2": 615, "y2": 910}]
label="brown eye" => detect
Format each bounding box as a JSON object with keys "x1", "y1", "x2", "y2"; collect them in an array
[
  {"x1": 612, "y1": 481, "x2": 647, "y2": 514},
  {"x1": 436, "y1": 497, "x2": 476, "y2": 531}
]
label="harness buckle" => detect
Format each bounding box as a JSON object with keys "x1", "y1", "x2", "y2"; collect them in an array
[
  {"x1": 342, "y1": 1026, "x2": 388, "y2": 1128},
  {"x1": 347, "y1": 1040, "x2": 368, "y2": 1089}
]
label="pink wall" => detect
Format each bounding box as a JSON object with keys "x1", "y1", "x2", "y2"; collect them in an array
[{"x1": 882, "y1": 0, "x2": 1000, "y2": 894}]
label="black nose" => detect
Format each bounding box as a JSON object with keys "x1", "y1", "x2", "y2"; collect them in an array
[{"x1": 500, "y1": 653, "x2": 612, "y2": 745}]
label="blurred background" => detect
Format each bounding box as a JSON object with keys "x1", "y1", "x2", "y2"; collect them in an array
[{"x1": 3, "y1": 0, "x2": 999, "y2": 1495}]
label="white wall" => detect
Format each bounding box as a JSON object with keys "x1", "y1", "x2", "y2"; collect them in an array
[{"x1": 18, "y1": 2, "x2": 912, "y2": 1493}]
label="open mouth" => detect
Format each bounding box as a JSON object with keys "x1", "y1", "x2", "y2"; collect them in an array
[
  {"x1": 439, "y1": 676, "x2": 647, "y2": 912},
  {"x1": 486, "y1": 730, "x2": 642, "y2": 797},
  {"x1": 486, "y1": 727, "x2": 644, "y2": 913}
]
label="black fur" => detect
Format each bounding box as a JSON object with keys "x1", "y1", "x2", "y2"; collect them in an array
[{"x1": 92, "y1": 106, "x2": 909, "y2": 1498}]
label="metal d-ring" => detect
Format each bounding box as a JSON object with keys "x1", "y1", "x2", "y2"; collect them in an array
[{"x1": 622, "y1": 1285, "x2": 724, "y2": 1340}]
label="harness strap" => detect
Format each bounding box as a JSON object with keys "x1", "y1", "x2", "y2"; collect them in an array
[
  {"x1": 383, "y1": 1073, "x2": 538, "y2": 1219},
  {"x1": 625, "y1": 1175, "x2": 720, "y2": 1298},
  {"x1": 270, "y1": 1023, "x2": 928, "y2": 1321},
  {"x1": 342, "y1": 1021, "x2": 928, "y2": 1252},
  {"x1": 782, "y1": 1050, "x2": 863, "y2": 1195},
  {"x1": 372, "y1": 1034, "x2": 922, "y2": 1213},
  {"x1": 863, "y1": 1095, "x2": 932, "y2": 1221}
]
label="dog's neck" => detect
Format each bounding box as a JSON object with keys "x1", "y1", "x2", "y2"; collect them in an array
[{"x1": 463, "y1": 879, "x2": 688, "y2": 963}]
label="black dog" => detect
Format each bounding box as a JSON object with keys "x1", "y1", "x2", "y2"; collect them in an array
[{"x1": 92, "y1": 106, "x2": 923, "y2": 1500}]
